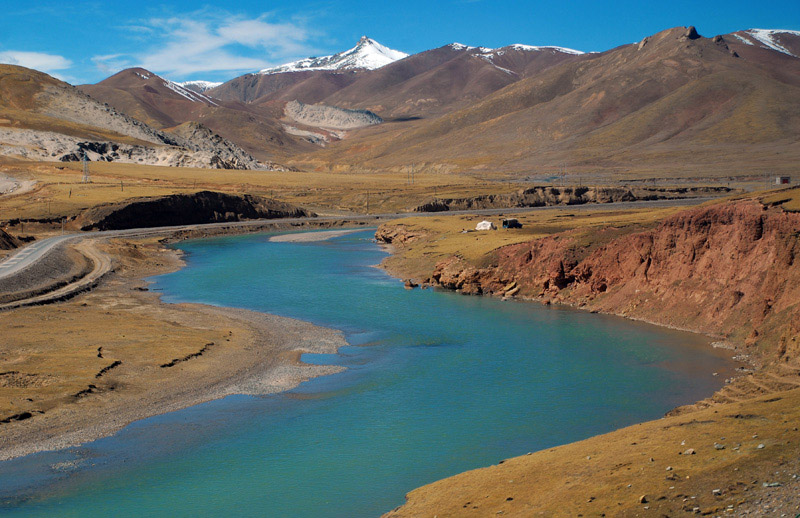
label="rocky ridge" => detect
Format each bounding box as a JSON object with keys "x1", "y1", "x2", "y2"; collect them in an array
[
  {"x1": 413, "y1": 186, "x2": 733, "y2": 212},
  {"x1": 284, "y1": 100, "x2": 383, "y2": 130}
]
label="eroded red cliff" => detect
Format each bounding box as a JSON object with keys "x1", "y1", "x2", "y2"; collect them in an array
[{"x1": 430, "y1": 200, "x2": 800, "y2": 365}]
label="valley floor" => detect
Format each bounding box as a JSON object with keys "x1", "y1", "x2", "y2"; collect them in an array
[{"x1": 1, "y1": 185, "x2": 798, "y2": 515}]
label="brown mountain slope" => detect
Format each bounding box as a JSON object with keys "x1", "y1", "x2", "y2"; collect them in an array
[
  {"x1": 297, "y1": 27, "x2": 800, "y2": 177},
  {"x1": 213, "y1": 44, "x2": 585, "y2": 120},
  {"x1": 211, "y1": 69, "x2": 361, "y2": 105},
  {"x1": 0, "y1": 65, "x2": 268, "y2": 169},
  {"x1": 80, "y1": 68, "x2": 315, "y2": 161}
]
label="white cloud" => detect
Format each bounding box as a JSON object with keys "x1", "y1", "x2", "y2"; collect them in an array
[
  {"x1": 93, "y1": 11, "x2": 321, "y2": 79},
  {"x1": 0, "y1": 51, "x2": 73, "y2": 73}
]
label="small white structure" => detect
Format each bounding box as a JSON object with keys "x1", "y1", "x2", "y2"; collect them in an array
[
  {"x1": 776, "y1": 176, "x2": 791, "y2": 186},
  {"x1": 475, "y1": 220, "x2": 496, "y2": 231}
]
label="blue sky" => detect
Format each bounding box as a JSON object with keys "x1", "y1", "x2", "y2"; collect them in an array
[{"x1": 1, "y1": 0, "x2": 798, "y2": 84}]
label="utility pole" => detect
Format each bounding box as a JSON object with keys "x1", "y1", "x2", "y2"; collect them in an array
[
  {"x1": 366, "y1": 191, "x2": 370, "y2": 214},
  {"x1": 81, "y1": 151, "x2": 91, "y2": 184}
]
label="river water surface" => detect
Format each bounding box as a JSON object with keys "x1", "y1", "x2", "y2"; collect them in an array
[{"x1": 0, "y1": 229, "x2": 735, "y2": 517}]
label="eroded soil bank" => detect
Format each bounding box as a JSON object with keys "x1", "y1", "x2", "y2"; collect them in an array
[{"x1": 377, "y1": 191, "x2": 800, "y2": 515}]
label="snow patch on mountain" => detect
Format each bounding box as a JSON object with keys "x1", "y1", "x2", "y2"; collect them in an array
[
  {"x1": 260, "y1": 37, "x2": 408, "y2": 74},
  {"x1": 507, "y1": 44, "x2": 584, "y2": 55},
  {"x1": 475, "y1": 54, "x2": 517, "y2": 75},
  {"x1": 744, "y1": 29, "x2": 800, "y2": 57},
  {"x1": 447, "y1": 42, "x2": 584, "y2": 57},
  {"x1": 162, "y1": 80, "x2": 219, "y2": 106},
  {"x1": 178, "y1": 80, "x2": 223, "y2": 93}
]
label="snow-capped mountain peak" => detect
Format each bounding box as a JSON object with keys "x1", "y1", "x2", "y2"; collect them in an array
[{"x1": 258, "y1": 37, "x2": 408, "y2": 75}]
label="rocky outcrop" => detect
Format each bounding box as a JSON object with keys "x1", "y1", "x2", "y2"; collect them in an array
[
  {"x1": 374, "y1": 225, "x2": 428, "y2": 247},
  {"x1": 0, "y1": 229, "x2": 18, "y2": 250},
  {"x1": 413, "y1": 186, "x2": 732, "y2": 212},
  {"x1": 428, "y1": 200, "x2": 800, "y2": 363},
  {"x1": 75, "y1": 191, "x2": 314, "y2": 231},
  {"x1": 165, "y1": 122, "x2": 270, "y2": 170},
  {"x1": 285, "y1": 100, "x2": 383, "y2": 130}
]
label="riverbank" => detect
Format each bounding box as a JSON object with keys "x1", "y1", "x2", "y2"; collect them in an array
[
  {"x1": 376, "y1": 191, "x2": 800, "y2": 515},
  {"x1": 0, "y1": 233, "x2": 347, "y2": 461}
]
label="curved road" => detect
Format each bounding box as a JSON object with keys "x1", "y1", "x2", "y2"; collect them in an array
[{"x1": 0, "y1": 196, "x2": 715, "y2": 284}]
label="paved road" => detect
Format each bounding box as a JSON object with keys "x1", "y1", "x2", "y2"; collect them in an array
[
  {"x1": 0, "y1": 196, "x2": 715, "y2": 283},
  {"x1": 0, "y1": 234, "x2": 76, "y2": 281}
]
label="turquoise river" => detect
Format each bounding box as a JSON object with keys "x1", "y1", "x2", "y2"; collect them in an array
[{"x1": 0, "y1": 229, "x2": 735, "y2": 517}]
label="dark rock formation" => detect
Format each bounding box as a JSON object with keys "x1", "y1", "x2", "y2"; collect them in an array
[
  {"x1": 76, "y1": 191, "x2": 315, "y2": 231},
  {"x1": 0, "y1": 228, "x2": 19, "y2": 250}
]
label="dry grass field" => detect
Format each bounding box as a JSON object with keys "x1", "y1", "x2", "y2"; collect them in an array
[{"x1": 0, "y1": 157, "x2": 525, "y2": 224}]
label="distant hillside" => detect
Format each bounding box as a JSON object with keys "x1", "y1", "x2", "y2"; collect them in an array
[
  {"x1": 297, "y1": 27, "x2": 800, "y2": 177},
  {"x1": 80, "y1": 68, "x2": 315, "y2": 162}
]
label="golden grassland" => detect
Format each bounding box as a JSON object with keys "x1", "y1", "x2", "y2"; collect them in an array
[{"x1": 0, "y1": 157, "x2": 524, "y2": 223}]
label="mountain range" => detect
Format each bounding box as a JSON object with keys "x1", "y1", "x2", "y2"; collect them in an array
[{"x1": 1, "y1": 26, "x2": 799, "y2": 176}]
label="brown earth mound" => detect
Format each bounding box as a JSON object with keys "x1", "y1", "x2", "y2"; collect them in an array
[{"x1": 75, "y1": 191, "x2": 315, "y2": 231}]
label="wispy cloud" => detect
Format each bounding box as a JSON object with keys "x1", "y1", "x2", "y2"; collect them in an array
[
  {"x1": 93, "y1": 11, "x2": 321, "y2": 79},
  {"x1": 0, "y1": 51, "x2": 73, "y2": 73}
]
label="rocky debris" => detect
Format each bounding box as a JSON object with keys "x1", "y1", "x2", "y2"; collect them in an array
[
  {"x1": 413, "y1": 186, "x2": 732, "y2": 212},
  {"x1": 404, "y1": 279, "x2": 419, "y2": 289},
  {"x1": 166, "y1": 122, "x2": 268, "y2": 170},
  {"x1": 75, "y1": 191, "x2": 315, "y2": 231},
  {"x1": 285, "y1": 100, "x2": 383, "y2": 130}
]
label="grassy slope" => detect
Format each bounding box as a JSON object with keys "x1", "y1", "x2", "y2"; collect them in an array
[{"x1": 386, "y1": 388, "x2": 800, "y2": 517}]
